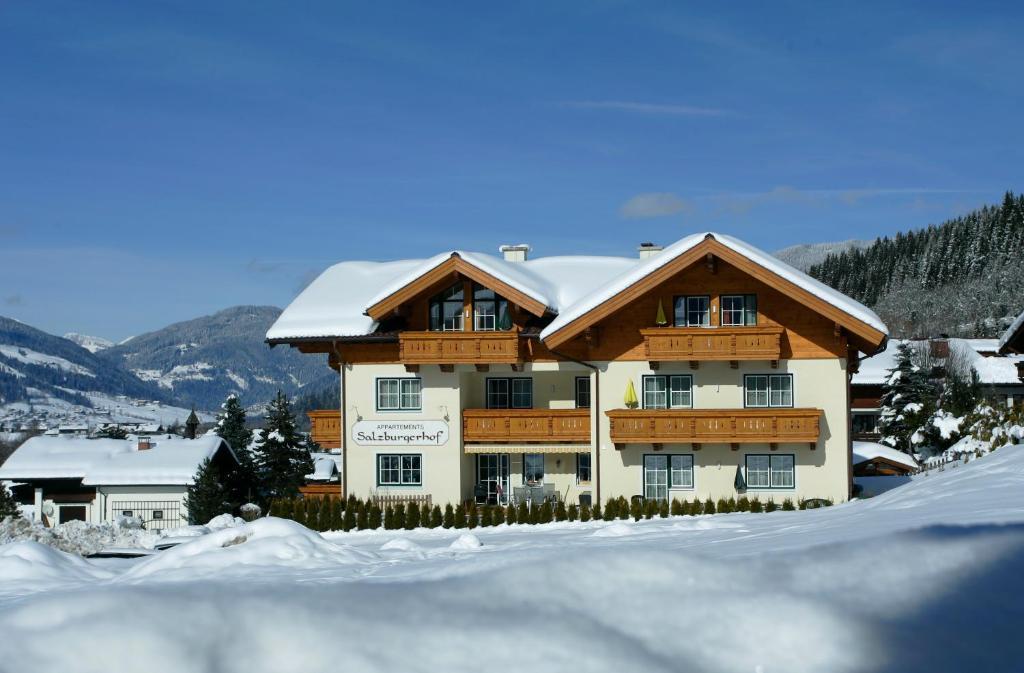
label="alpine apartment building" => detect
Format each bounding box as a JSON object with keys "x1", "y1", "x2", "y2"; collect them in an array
[{"x1": 267, "y1": 232, "x2": 888, "y2": 507}]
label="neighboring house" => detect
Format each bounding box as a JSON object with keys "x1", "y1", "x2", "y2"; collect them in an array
[
  {"x1": 267, "y1": 232, "x2": 888, "y2": 507},
  {"x1": 852, "y1": 441, "x2": 918, "y2": 477},
  {"x1": 300, "y1": 451, "x2": 343, "y2": 498},
  {"x1": 851, "y1": 337, "x2": 1024, "y2": 441},
  {"x1": 0, "y1": 434, "x2": 236, "y2": 530}
]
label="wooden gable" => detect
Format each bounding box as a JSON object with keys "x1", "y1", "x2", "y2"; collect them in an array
[{"x1": 543, "y1": 237, "x2": 887, "y2": 358}]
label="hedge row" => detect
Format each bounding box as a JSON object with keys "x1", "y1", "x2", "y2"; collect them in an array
[{"x1": 267, "y1": 494, "x2": 831, "y2": 533}]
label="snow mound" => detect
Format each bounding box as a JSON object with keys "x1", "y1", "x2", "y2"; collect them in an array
[
  {"x1": 380, "y1": 537, "x2": 422, "y2": 552},
  {"x1": 0, "y1": 516, "x2": 160, "y2": 556},
  {"x1": 448, "y1": 534, "x2": 482, "y2": 550},
  {"x1": 0, "y1": 541, "x2": 109, "y2": 584},
  {"x1": 123, "y1": 517, "x2": 377, "y2": 581},
  {"x1": 591, "y1": 522, "x2": 634, "y2": 537}
]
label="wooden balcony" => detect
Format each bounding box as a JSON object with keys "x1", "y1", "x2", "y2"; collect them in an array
[
  {"x1": 640, "y1": 327, "x2": 783, "y2": 362},
  {"x1": 463, "y1": 409, "x2": 590, "y2": 443},
  {"x1": 308, "y1": 410, "x2": 341, "y2": 449},
  {"x1": 606, "y1": 408, "x2": 820, "y2": 447},
  {"x1": 399, "y1": 331, "x2": 521, "y2": 365}
]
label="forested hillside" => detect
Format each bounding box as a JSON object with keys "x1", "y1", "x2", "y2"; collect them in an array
[{"x1": 808, "y1": 192, "x2": 1024, "y2": 338}]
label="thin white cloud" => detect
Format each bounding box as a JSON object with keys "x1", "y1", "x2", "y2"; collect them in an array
[
  {"x1": 620, "y1": 193, "x2": 694, "y2": 219},
  {"x1": 558, "y1": 100, "x2": 732, "y2": 117}
]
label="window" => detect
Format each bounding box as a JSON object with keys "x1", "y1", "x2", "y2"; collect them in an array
[
  {"x1": 744, "y1": 374, "x2": 792, "y2": 408},
  {"x1": 378, "y1": 454, "x2": 422, "y2": 486},
  {"x1": 121, "y1": 510, "x2": 133, "y2": 517},
  {"x1": 524, "y1": 453, "x2": 544, "y2": 484},
  {"x1": 152, "y1": 510, "x2": 163, "y2": 520},
  {"x1": 644, "y1": 454, "x2": 694, "y2": 500},
  {"x1": 642, "y1": 375, "x2": 692, "y2": 409},
  {"x1": 486, "y1": 378, "x2": 533, "y2": 409},
  {"x1": 473, "y1": 284, "x2": 511, "y2": 331},
  {"x1": 377, "y1": 378, "x2": 422, "y2": 411},
  {"x1": 745, "y1": 454, "x2": 794, "y2": 489},
  {"x1": 673, "y1": 295, "x2": 710, "y2": 327},
  {"x1": 576, "y1": 453, "x2": 591, "y2": 483},
  {"x1": 721, "y1": 294, "x2": 757, "y2": 326},
  {"x1": 429, "y1": 282, "x2": 465, "y2": 331},
  {"x1": 575, "y1": 377, "x2": 591, "y2": 409},
  {"x1": 852, "y1": 412, "x2": 880, "y2": 435}
]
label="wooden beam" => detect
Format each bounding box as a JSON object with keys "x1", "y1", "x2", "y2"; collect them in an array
[
  {"x1": 730, "y1": 443, "x2": 739, "y2": 451},
  {"x1": 689, "y1": 360, "x2": 699, "y2": 370},
  {"x1": 809, "y1": 442, "x2": 816, "y2": 451},
  {"x1": 770, "y1": 442, "x2": 778, "y2": 451},
  {"x1": 649, "y1": 361, "x2": 660, "y2": 371},
  {"x1": 652, "y1": 443, "x2": 663, "y2": 452},
  {"x1": 705, "y1": 252, "x2": 716, "y2": 274},
  {"x1": 474, "y1": 364, "x2": 489, "y2": 372},
  {"x1": 511, "y1": 363, "x2": 522, "y2": 372},
  {"x1": 729, "y1": 360, "x2": 738, "y2": 369},
  {"x1": 404, "y1": 364, "x2": 420, "y2": 373},
  {"x1": 439, "y1": 364, "x2": 454, "y2": 373},
  {"x1": 692, "y1": 443, "x2": 701, "y2": 451},
  {"x1": 770, "y1": 359, "x2": 778, "y2": 369}
]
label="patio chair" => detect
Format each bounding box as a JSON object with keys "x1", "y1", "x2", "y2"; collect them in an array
[
  {"x1": 578, "y1": 492, "x2": 592, "y2": 509},
  {"x1": 542, "y1": 483, "x2": 556, "y2": 503},
  {"x1": 512, "y1": 486, "x2": 528, "y2": 505},
  {"x1": 473, "y1": 484, "x2": 488, "y2": 505}
]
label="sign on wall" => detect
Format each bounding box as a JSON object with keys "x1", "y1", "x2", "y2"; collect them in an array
[{"x1": 352, "y1": 420, "x2": 449, "y2": 446}]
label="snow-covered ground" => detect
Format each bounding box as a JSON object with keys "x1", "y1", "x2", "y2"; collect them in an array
[{"x1": 1, "y1": 448, "x2": 1023, "y2": 672}]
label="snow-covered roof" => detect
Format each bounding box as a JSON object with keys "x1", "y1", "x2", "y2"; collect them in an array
[
  {"x1": 267, "y1": 232, "x2": 886, "y2": 343},
  {"x1": 853, "y1": 338, "x2": 1024, "y2": 387},
  {"x1": 998, "y1": 309, "x2": 1024, "y2": 353},
  {"x1": 852, "y1": 441, "x2": 919, "y2": 470},
  {"x1": 0, "y1": 435, "x2": 233, "y2": 486},
  {"x1": 306, "y1": 452, "x2": 341, "y2": 482},
  {"x1": 540, "y1": 232, "x2": 887, "y2": 340}
]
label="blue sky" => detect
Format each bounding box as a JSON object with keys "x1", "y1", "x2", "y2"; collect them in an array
[{"x1": 1, "y1": 1, "x2": 1021, "y2": 341}]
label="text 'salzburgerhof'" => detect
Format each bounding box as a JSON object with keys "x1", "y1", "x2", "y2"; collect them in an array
[{"x1": 352, "y1": 420, "x2": 449, "y2": 446}]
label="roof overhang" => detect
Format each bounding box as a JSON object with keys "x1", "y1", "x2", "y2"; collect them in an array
[
  {"x1": 365, "y1": 254, "x2": 549, "y2": 321},
  {"x1": 542, "y1": 236, "x2": 888, "y2": 355}
]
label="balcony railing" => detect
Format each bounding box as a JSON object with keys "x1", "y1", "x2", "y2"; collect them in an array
[
  {"x1": 605, "y1": 408, "x2": 820, "y2": 446},
  {"x1": 639, "y1": 327, "x2": 783, "y2": 361},
  {"x1": 399, "y1": 331, "x2": 521, "y2": 365},
  {"x1": 308, "y1": 410, "x2": 341, "y2": 449},
  {"x1": 463, "y1": 409, "x2": 590, "y2": 443}
]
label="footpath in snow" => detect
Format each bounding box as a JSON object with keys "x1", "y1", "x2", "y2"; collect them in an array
[{"x1": 0, "y1": 448, "x2": 1023, "y2": 672}]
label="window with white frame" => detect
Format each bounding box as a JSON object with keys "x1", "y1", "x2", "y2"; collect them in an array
[
  {"x1": 378, "y1": 454, "x2": 422, "y2": 486},
  {"x1": 642, "y1": 375, "x2": 693, "y2": 409},
  {"x1": 644, "y1": 454, "x2": 694, "y2": 500},
  {"x1": 377, "y1": 378, "x2": 422, "y2": 411},
  {"x1": 745, "y1": 454, "x2": 794, "y2": 489},
  {"x1": 486, "y1": 378, "x2": 532, "y2": 409},
  {"x1": 575, "y1": 377, "x2": 591, "y2": 409},
  {"x1": 721, "y1": 294, "x2": 758, "y2": 326},
  {"x1": 472, "y1": 284, "x2": 511, "y2": 331},
  {"x1": 673, "y1": 295, "x2": 710, "y2": 327},
  {"x1": 744, "y1": 374, "x2": 792, "y2": 408},
  {"x1": 524, "y1": 453, "x2": 544, "y2": 484},
  {"x1": 429, "y1": 283, "x2": 465, "y2": 331}
]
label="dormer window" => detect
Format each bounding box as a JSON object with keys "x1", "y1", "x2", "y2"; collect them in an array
[
  {"x1": 473, "y1": 284, "x2": 511, "y2": 331},
  {"x1": 721, "y1": 294, "x2": 757, "y2": 326},
  {"x1": 429, "y1": 283, "x2": 464, "y2": 331}
]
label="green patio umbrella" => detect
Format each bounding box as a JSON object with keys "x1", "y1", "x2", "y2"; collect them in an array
[
  {"x1": 734, "y1": 465, "x2": 747, "y2": 491},
  {"x1": 498, "y1": 302, "x2": 512, "y2": 330}
]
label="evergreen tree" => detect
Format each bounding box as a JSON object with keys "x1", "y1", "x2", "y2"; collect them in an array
[
  {"x1": 591, "y1": 503, "x2": 601, "y2": 521},
  {"x1": 343, "y1": 501, "x2": 357, "y2": 531},
  {"x1": 454, "y1": 503, "x2": 468, "y2": 528},
  {"x1": 95, "y1": 425, "x2": 128, "y2": 439},
  {"x1": 443, "y1": 503, "x2": 455, "y2": 528},
  {"x1": 406, "y1": 502, "x2": 421, "y2": 529},
  {"x1": 567, "y1": 504, "x2": 579, "y2": 521},
  {"x1": 516, "y1": 500, "x2": 529, "y2": 524},
  {"x1": 183, "y1": 458, "x2": 233, "y2": 525},
  {"x1": 393, "y1": 503, "x2": 406, "y2": 530},
  {"x1": 658, "y1": 500, "x2": 669, "y2": 518},
  {"x1": 704, "y1": 498, "x2": 716, "y2": 514},
  {"x1": 368, "y1": 503, "x2": 382, "y2": 529},
  {"x1": 555, "y1": 500, "x2": 567, "y2": 522},
  {"x1": 466, "y1": 501, "x2": 478, "y2": 529},
  {"x1": 505, "y1": 504, "x2": 516, "y2": 525},
  {"x1": 251, "y1": 392, "x2": 315, "y2": 502},
  {"x1": 356, "y1": 500, "x2": 369, "y2": 530},
  {"x1": 216, "y1": 394, "x2": 257, "y2": 506},
  {"x1": 602, "y1": 500, "x2": 616, "y2": 521},
  {"x1": 384, "y1": 505, "x2": 395, "y2": 530},
  {"x1": 0, "y1": 482, "x2": 19, "y2": 520},
  {"x1": 480, "y1": 505, "x2": 493, "y2": 527},
  {"x1": 430, "y1": 505, "x2": 443, "y2": 528},
  {"x1": 580, "y1": 503, "x2": 591, "y2": 522},
  {"x1": 630, "y1": 498, "x2": 643, "y2": 521},
  {"x1": 539, "y1": 500, "x2": 553, "y2": 524},
  {"x1": 617, "y1": 497, "x2": 631, "y2": 521},
  {"x1": 317, "y1": 497, "x2": 331, "y2": 532},
  {"x1": 330, "y1": 498, "x2": 344, "y2": 531},
  {"x1": 878, "y1": 342, "x2": 935, "y2": 452}
]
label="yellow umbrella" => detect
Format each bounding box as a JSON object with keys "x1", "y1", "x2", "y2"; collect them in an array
[
  {"x1": 655, "y1": 298, "x2": 667, "y2": 326},
  {"x1": 624, "y1": 379, "x2": 639, "y2": 408}
]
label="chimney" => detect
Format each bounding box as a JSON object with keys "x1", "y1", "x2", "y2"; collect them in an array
[
  {"x1": 499, "y1": 244, "x2": 530, "y2": 263},
  {"x1": 638, "y1": 242, "x2": 663, "y2": 259},
  {"x1": 137, "y1": 437, "x2": 152, "y2": 451},
  {"x1": 929, "y1": 339, "x2": 949, "y2": 359}
]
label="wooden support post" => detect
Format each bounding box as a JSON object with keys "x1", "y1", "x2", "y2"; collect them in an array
[
  {"x1": 770, "y1": 442, "x2": 778, "y2": 451},
  {"x1": 770, "y1": 360, "x2": 778, "y2": 369},
  {"x1": 809, "y1": 442, "x2": 816, "y2": 451},
  {"x1": 652, "y1": 443, "x2": 663, "y2": 451},
  {"x1": 692, "y1": 443, "x2": 701, "y2": 451}
]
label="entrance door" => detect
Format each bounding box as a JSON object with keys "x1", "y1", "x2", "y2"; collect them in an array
[
  {"x1": 477, "y1": 454, "x2": 510, "y2": 505},
  {"x1": 58, "y1": 505, "x2": 87, "y2": 524}
]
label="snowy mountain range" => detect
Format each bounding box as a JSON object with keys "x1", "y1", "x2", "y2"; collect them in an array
[{"x1": 0, "y1": 307, "x2": 333, "y2": 429}]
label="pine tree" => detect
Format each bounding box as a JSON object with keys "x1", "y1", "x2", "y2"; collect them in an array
[
  {"x1": 454, "y1": 503, "x2": 468, "y2": 529},
  {"x1": 0, "y1": 482, "x2": 19, "y2": 520},
  {"x1": 393, "y1": 503, "x2": 406, "y2": 530},
  {"x1": 516, "y1": 501, "x2": 529, "y2": 524},
  {"x1": 420, "y1": 503, "x2": 431, "y2": 528},
  {"x1": 184, "y1": 458, "x2": 233, "y2": 525},
  {"x1": 505, "y1": 504, "x2": 516, "y2": 525},
  {"x1": 555, "y1": 500, "x2": 567, "y2": 522},
  {"x1": 643, "y1": 499, "x2": 656, "y2": 519},
  {"x1": 580, "y1": 503, "x2": 591, "y2": 522},
  {"x1": 617, "y1": 497, "x2": 631, "y2": 521},
  {"x1": 539, "y1": 501, "x2": 553, "y2": 524},
  {"x1": 443, "y1": 504, "x2": 455, "y2": 528},
  {"x1": 430, "y1": 505, "x2": 443, "y2": 528},
  {"x1": 252, "y1": 392, "x2": 315, "y2": 501},
  {"x1": 480, "y1": 505, "x2": 493, "y2": 527},
  {"x1": 95, "y1": 425, "x2": 128, "y2": 439},
  {"x1": 878, "y1": 342, "x2": 935, "y2": 452},
  {"x1": 368, "y1": 503, "x2": 382, "y2": 529},
  {"x1": 671, "y1": 498, "x2": 682, "y2": 516},
  {"x1": 567, "y1": 504, "x2": 579, "y2": 521},
  {"x1": 466, "y1": 501, "x2": 478, "y2": 529},
  {"x1": 704, "y1": 498, "x2": 716, "y2": 515},
  {"x1": 317, "y1": 497, "x2": 331, "y2": 532},
  {"x1": 630, "y1": 498, "x2": 643, "y2": 521},
  {"x1": 384, "y1": 505, "x2": 395, "y2": 530},
  {"x1": 658, "y1": 500, "x2": 669, "y2": 518},
  {"x1": 216, "y1": 394, "x2": 256, "y2": 506},
  {"x1": 602, "y1": 500, "x2": 616, "y2": 521},
  {"x1": 591, "y1": 503, "x2": 602, "y2": 521},
  {"x1": 330, "y1": 497, "x2": 344, "y2": 531},
  {"x1": 343, "y1": 502, "x2": 357, "y2": 531},
  {"x1": 406, "y1": 502, "x2": 421, "y2": 529},
  {"x1": 356, "y1": 500, "x2": 369, "y2": 530}
]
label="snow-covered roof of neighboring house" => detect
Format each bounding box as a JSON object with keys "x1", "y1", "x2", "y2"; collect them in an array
[
  {"x1": 852, "y1": 441, "x2": 919, "y2": 470},
  {"x1": 0, "y1": 435, "x2": 233, "y2": 486},
  {"x1": 999, "y1": 309, "x2": 1024, "y2": 353},
  {"x1": 306, "y1": 452, "x2": 341, "y2": 482},
  {"x1": 267, "y1": 232, "x2": 886, "y2": 345},
  {"x1": 852, "y1": 339, "x2": 904, "y2": 385}
]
